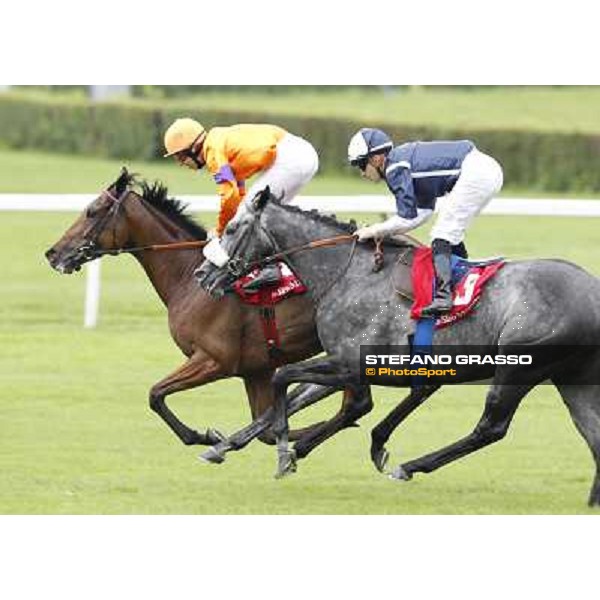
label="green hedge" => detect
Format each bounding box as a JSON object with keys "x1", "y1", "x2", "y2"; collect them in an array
[{"x1": 1, "y1": 93, "x2": 600, "y2": 192}]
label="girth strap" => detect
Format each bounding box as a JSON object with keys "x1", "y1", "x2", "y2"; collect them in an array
[{"x1": 258, "y1": 305, "x2": 285, "y2": 366}]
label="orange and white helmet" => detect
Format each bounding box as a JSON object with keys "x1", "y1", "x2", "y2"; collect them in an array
[{"x1": 163, "y1": 118, "x2": 206, "y2": 157}]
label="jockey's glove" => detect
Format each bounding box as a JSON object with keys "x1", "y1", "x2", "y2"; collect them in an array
[
  {"x1": 356, "y1": 209, "x2": 433, "y2": 242},
  {"x1": 355, "y1": 225, "x2": 381, "y2": 241}
]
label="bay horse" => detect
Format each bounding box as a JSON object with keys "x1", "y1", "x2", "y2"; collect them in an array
[
  {"x1": 45, "y1": 168, "x2": 373, "y2": 459},
  {"x1": 198, "y1": 187, "x2": 600, "y2": 506}
]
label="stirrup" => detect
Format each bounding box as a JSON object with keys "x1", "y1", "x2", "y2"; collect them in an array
[
  {"x1": 242, "y1": 273, "x2": 279, "y2": 291},
  {"x1": 421, "y1": 298, "x2": 453, "y2": 317}
]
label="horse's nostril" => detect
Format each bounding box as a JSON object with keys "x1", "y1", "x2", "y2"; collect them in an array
[{"x1": 45, "y1": 248, "x2": 56, "y2": 260}]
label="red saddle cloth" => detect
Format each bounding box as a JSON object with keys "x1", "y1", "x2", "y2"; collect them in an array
[
  {"x1": 411, "y1": 247, "x2": 506, "y2": 329},
  {"x1": 232, "y1": 261, "x2": 307, "y2": 305}
]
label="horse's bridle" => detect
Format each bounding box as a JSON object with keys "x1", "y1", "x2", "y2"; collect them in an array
[
  {"x1": 224, "y1": 216, "x2": 358, "y2": 305},
  {"x1": 226, "y1": 219, "x2": 284, "y2": 278},
  {"x1": 74, "y1": 187, "x2": 129, "y2": 262},
  {"x1": 74, "y1": 186, "x2": 208, "y2": 264}
]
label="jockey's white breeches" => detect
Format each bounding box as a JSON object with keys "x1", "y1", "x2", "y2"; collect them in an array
[
  {"x1": 430, "y1": 148, "x2": 504, "y2": 245},
  {"x1": 205, "y1": 135, "x2": 319, "y2": 267},
  {"x1": 245, "y1": 133, "x2": 319, "y2": 206}
]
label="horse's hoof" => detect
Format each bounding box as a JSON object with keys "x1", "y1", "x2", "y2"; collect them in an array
[
  {"x1": 206, "y1": 428, "x2": 227, "y2": 445},
  {"x1": 275, "y1": 450, "x2": 297, "y2": 479},
  {"x1": 388, "y1": 465, "x2": 412, "y2": 481},
  {"x1": 199, "y1": 446, "x2": 226, "y2": 465},
  {"x1": 372, "y1": 447, "x2": 389, "y2": 473},
  {"x1": 588, "y1": 495, "x2": 600, "y2": 508}
]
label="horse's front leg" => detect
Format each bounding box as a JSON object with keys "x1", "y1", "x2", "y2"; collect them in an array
[
  {"x1": 271, "y1": 357, "x2": 353, "y2": 479},
  {"x1": 149, "y1": 351, "x2": 226, "y2": 446}
]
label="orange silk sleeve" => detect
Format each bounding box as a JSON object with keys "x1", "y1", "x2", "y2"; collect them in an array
[
  {"x1": 204, "y1": 135, "x2": 243, "y2": 236},
  {"x1": 215, "y1": 184, "x2": 243, "y2": 236}
]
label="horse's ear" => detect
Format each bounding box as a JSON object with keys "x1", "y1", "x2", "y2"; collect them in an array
[
  {"x1": 121, "y1": 166, "x2": 129, "y2": 178},
  {"x1": 252, "y1": 186, "x2": 271, "y2": 211}
]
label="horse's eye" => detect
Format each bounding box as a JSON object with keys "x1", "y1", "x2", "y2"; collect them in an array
[
  {"x1": 226, "y1": 223, "x2": 238, "y2": 235},
  {"x1": 86, "y1": 207, "x2": 98, "y2": 219}
]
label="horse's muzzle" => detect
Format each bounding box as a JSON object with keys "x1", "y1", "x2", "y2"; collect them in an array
[{"x1": 44, "y1": 243, "x2": 94, "y2": 274}]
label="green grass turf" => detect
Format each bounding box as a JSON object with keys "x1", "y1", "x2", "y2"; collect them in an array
[
  {"x1": 1, "y1": 205, "x2": 599, "y2": 514},
  {"x1": 14, "y1": 85, "x2": 600, "y2": 133}
]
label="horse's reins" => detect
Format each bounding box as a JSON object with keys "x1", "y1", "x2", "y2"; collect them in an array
[
  {"x1": 226, "y1": 227, "x2": 359, "y2": 306},
  {"x1": 231, "y1": 229, "x2": 421, "y2": 304},
  {"x1": 96, "y1": 239, "x2": 208, "y2": 256},
  {"x1": 78, "y1": 188, "x2": 208, "y2": 259},
  {"x1": 228, "y1": 233, "x2": 358, "y2": 277},
  {"x1": 313, "y1": 235, "x2": 358, "y2": 305},
  {"x1": 233, "y1": 230, "x2": 421, "y2": 273},
  {"x1": 81, "y1": 188, "x2": 389, "y2": 304},
  {"x1": 80, "y1": 187, "x2": 356, "y2": 264},
  {"x1": 258, "y1": 233, "x2": 358, "y2": 265}
]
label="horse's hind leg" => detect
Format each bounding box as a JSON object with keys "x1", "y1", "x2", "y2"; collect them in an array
[
  {"x1": 208, "y1": 379, "x2": 371, "y2": 467},
  {"x1": 553, "y1": 381, "x2": 600, "y2": 507},
  {"x1": 149, "y1": 352, "x2": 226, "y2": 446},
  {"x1": 292, "y1": 384, "x2": 374, "y2": 461},
  {"x1": 243, "y1": 373, "x2": 332, "y2": 445},
  {"x1": 199, "y1": 383, "x2": 339, "y2": 464},
  {"x1": 370, "y1": 385, "x2": 441, "y2": 473},
  {"x1": 391, "y1": 381, "x2": 534, "y2": 481}
]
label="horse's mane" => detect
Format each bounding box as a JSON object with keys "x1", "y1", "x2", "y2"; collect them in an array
[
  {"x1": 113, "y1": 169, "x2": 208, "y2": 241},
  {"x1": 272, "y1": 196, "x2": 357, "y2": 234},
  {"x1": 270, "y1": 194, "x2": 421, "y2": 249}
]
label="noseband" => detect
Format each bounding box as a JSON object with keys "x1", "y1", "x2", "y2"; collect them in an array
[{"x1": 75, "y1": 188, "x2": 129, "y2": 262}]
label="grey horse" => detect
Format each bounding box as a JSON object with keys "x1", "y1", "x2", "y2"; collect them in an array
[{"x1": 197, "y1": 188, "x2": 600, "y2": 506}]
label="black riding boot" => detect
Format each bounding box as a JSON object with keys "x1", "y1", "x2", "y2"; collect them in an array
[
  {"x1": 242, "y1": 263, "x2": 280, "y2": 291},
  {"x1": 421, "y1": 239, "x2": 454, "y2": 317},
  {"x1": 452, "y1": 241, "x2": 468, "y2": 259}
]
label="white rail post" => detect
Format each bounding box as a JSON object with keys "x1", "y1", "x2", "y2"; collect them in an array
[
  {"x1": 88, "y1": 85, "x2": 131, "y2": 101},
  {"x1": 84, "y1": 259, "x2": 102, "y2": 328}
]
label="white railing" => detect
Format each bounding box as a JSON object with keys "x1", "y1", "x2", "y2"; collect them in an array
[
  {"x1": 4, "y1": 194, "x2": 600, "y2": 216},
  {"x1": 5, "y1": 194, "x2": 600, "y2": 328}
]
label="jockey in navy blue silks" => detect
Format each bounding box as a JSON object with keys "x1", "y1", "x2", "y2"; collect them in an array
[{"x1": 348, "y1": 128, "x2": 504, "y2": 317}]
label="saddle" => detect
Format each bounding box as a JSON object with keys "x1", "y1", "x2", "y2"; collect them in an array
[
  {"x1": 390, "y1": 246, "x2": 418, "y2": 301},
  {"x1": 372, "y1": 235, "x2": 422, "y2": 301},
  {"x1": 387, "y1": 242, "x2": 504, "y2": 304}
]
